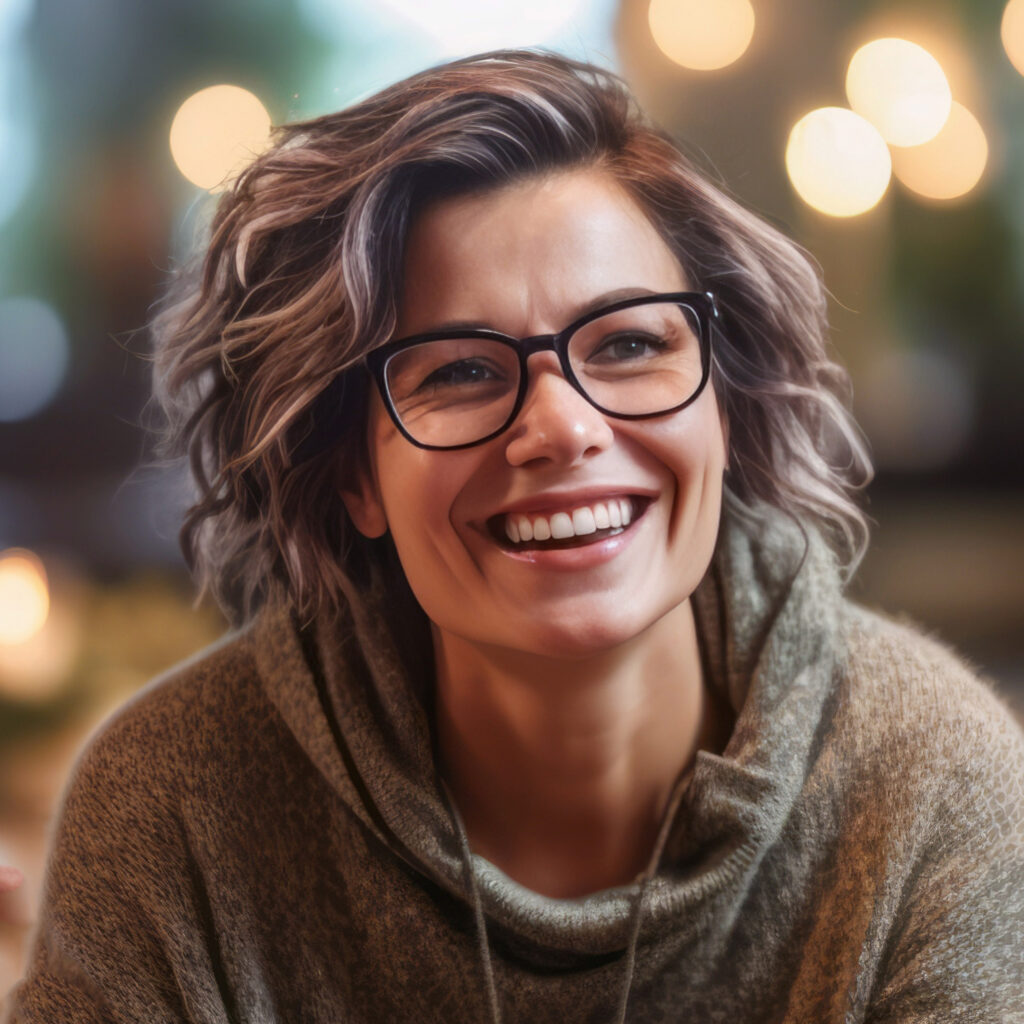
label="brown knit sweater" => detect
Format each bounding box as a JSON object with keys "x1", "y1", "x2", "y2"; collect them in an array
[{"x1": 6, "y1": 501, "x2": 1024, "y2": 1022}]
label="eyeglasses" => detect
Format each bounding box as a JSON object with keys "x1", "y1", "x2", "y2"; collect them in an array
[{"x1": 363, "y1": 291, "x2": 718, "y2": 451}]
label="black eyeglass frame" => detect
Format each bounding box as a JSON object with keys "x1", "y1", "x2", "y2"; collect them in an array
[{"x1": 363, "y1": 290, "x2": 719, "y2": 451}]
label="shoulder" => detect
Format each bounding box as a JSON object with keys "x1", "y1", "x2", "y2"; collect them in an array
[
  {"x1": 835, "y1": 603, "x2": 1024, "y2": 811},
  {"x1": 66, "y1": 625, "x2": 267, "y2": 807},
  {"x1": 96, "y1": 624, "x2": 260, "y2": 745},
  {"x1": 828, "y1": 611, "x2": 1024, "y2": 1015},
  {"x1": 838, "y1": 602, "x2": 1020, "y2": 732},
  {"x1": 13, "y1": 627, "x2": 287, "y2": 1020}
]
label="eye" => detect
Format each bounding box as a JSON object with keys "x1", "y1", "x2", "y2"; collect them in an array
[
  {"x1": 588, "y1": 331, "x2": 668, "y2": 363},
  {"x1": 417, "y1": 357, "x2": 507, "y2": 391}
]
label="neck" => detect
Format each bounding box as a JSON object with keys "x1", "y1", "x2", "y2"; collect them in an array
[{"x1": 433, "y1": 599, "x2": 733, "y2": 898}]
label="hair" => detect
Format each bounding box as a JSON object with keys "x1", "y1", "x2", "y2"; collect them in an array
[{"x1": 151, "y1": 49, "x2": 873, "y2": 629}]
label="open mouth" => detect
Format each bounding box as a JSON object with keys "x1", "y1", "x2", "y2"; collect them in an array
[{"x1": 487, "y1": 496, "x2": 652, "y2": 551}]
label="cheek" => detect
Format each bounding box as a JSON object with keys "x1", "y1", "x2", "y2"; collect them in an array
[
  {"x1": 690, "y1": 390, "x2": 728, "y2": 472},
  {"x1": 369, "y1": 401, "x2": 439, "y2": 516},
  {"x1": 376, "y1": 451, "x2": 444, "y2": 544},
  {"x1": 372, "y1": 451, "x2": 490, "y2": 633},
  {"x1": 371, "y1": 433, "x2": 478, "y2": 569},
  {"x1": 643, "y1": 393, "x2": 728, "y2": 481},
  {"x1": 640, "y1": 396, "x2": 727, "y2": 559}
]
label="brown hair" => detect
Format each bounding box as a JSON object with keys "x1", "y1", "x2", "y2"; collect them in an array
[{"x1": 151, "y1": 49, "x2": 872, "y2": 628}]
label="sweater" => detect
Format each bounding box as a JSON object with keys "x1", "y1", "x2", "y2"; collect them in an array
[{"x1": 5, "y1": 499, "x2": 1024, "y2": 1023}]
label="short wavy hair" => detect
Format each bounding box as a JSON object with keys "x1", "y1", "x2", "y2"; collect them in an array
[{"x1": 151, "y1": 49, "x2": 872, "y2": 627}]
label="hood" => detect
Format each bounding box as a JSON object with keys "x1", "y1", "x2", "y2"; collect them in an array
[{"x1": 249, "y1": 489, "x2": 845, "y2": 967}]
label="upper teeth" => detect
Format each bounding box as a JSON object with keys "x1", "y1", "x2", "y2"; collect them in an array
[{"x1": 504, "y1": 499, "x2": 634, "y2": 544}]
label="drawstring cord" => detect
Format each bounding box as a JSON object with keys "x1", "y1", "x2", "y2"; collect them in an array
[
  {"x1": 438, "y1": 763, "x2": 694, "y2": 1024},
  {"x1": 614, "y1": 763, "x2": 694, "y2": 1023},
  {"x1": 438, "y1": 776, "x2": 504, "y2": 1024},
  {"x1": 614, "y1": 870, "x2": 649, "y2": 1024}
]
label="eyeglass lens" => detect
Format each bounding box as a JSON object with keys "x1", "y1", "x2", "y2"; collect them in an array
[{"x1": 383, "y1": 301, "x2": 704, "y2": 448}]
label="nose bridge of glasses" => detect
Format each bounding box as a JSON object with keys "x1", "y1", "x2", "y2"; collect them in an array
[
  {"x1": 519, "y1": 332, "x2": 563, "y2": 360},
  {"x1": 515, "y1": 334, "x2": 599, "y2": 421},
  {"x1": 511, "y1": 342, "x2": 611, "y2": 452},
  {"x1": 517, "y1": 331, "x2": 580, "y2": 397}
]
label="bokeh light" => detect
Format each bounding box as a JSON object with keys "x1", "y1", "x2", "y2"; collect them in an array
[
  {"x1": 169, "y1": 85, "x2": 272, "y2": 192},
  {"x1": 0, "y1": 553, "x2": 80, "y2": 702},
  {"x1": 0, "y1": 549, "x2": 49, "y2": 646},
  {"x1": 0, "y1": 298, "x2": 70, "y2": 422},
  {"x1": 845, "y1": 38, "x2": 951, "y2": 146},
  {"x1": 0, "y1": 106, "x2": 35, "y2": 228},
  {"x1": 648, "y1": 0, "x2": 755, "y2": 71},
  {"x1": 0, "y1": 0, "x2": 34, "y2": 45},
  {"x1": 377, "y1": 0, "x2": 589, "y2": 55},
  {"x1": 891, "y1": 102, "x2": 988, "y2": 202},
  {"x1": 295, "y1": 0, "x2": 612, "y2": 113},
  {"x1": 0, "y1": 0, "x2": 35, "y2": 227},
  {"x1": 785, "y1": 107, "x2": 892, "y2": 217},
  {"x1": 1003, "y1": 0, "x2": 1024, "y2": 77}
]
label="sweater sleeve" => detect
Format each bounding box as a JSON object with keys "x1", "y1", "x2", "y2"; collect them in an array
[
  {"x1": 864, "y1": 684, "x2": 1024, "y2": 1024},
  {"x1": 3, "y1": 704, "x2": 233, "y2": 1024}
]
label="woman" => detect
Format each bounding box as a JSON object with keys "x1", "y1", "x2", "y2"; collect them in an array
[{"x1": 7, "y1": 50, "x2": 1023, "y2": 1023}]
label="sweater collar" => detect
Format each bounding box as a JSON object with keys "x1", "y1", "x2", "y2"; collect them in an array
[{"x1": 250, "y1": 490, "x2": 844, "y2": 960}]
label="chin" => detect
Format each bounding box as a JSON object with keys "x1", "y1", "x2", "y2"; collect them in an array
[{"x1": 497, "y1": 605, "x2": 673, "y2": 662}]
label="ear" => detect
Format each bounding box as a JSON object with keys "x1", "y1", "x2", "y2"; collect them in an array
[{"x1": 340, "y1": 463, "x2": 389, "y2": 539}]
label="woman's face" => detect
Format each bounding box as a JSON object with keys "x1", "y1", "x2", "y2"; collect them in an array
[{"x1": 342, "y1": 168, "x2": 727, "y2": 659}]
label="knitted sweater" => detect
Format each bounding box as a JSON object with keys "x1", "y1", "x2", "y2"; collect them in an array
[{"x1": 6, "y1": 502, "x2": 1024, "y2": 1023}]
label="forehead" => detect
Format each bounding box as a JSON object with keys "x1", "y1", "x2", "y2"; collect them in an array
[{"x1": 396, "y1": 169, "x2": 688, "y2": 334}]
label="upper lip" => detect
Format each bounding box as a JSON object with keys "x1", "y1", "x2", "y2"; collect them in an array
[{"x1": 483, "y1": 487, "x2": 660, "y2": 520}]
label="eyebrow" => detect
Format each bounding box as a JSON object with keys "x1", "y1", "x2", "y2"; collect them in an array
[{"x1": 420, "y1": 287, "x2": 665, "y2": 336}]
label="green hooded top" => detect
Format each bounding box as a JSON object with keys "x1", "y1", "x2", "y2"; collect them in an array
[{"x1": 6, "y1": 498, "x2": 1024, "y2": 1022}]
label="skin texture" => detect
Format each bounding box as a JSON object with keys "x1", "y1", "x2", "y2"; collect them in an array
[
  {"x1": 342, "y1": 169, "x2": 733, "y2": 896},
  {"x1": 0, "y1": 864, "x2": 24, "y2": 926}
]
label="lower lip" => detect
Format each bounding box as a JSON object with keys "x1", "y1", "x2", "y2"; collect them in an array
[{"x1": 496, "y1": 514, "x2": 644, "y2": 571}]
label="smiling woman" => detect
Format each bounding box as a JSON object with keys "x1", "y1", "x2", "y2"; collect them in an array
[
  {"x1": 344, "y1": 171, "x2": 728, "y2": 668},
  {"x1": 6, "y1": 50, "x2": 1024, "y2": 1024}
]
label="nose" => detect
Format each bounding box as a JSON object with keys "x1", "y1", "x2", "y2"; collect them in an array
[{"x1": 503, "y1": 352, "x2": 614, "y2": 467}]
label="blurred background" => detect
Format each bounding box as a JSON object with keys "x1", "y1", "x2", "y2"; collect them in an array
[{"x1": 1, "y1": 0, "x2": 1023, "y2": 995}]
